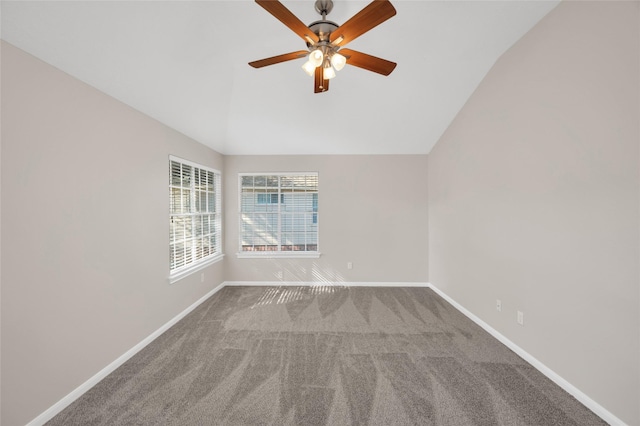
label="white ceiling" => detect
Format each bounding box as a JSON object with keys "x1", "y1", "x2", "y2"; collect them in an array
[{"x1": 1, "y1": 0, "x2": 559, "y2": 155}]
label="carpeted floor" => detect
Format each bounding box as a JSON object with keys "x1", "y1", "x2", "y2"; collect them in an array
[{"x1": 47, "y1": 286, "x2": 607, "y2": 425}]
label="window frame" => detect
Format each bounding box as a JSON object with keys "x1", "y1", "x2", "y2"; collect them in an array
[
  {"x1": 169, "y1": 155, "x2": 223, "y2": 283},
  {"x1": 237, "y1": 172, "x2": 320, "y2": 259}
]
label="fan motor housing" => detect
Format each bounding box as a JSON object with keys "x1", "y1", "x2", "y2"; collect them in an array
[{"x1": 307, "y1": 20, "x2": 339, "y2": 45}]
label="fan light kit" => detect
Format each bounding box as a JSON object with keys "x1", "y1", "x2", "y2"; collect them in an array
[{"x1": 249, "y1": 0, "x2": 397, "y2": 93}]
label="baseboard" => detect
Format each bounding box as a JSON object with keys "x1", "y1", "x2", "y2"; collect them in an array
[
  {"x1": 426, "y1": 283, "x2": 625, "y2": 426},
  {"x1": 223, "y1": 281, "x2": 430, "y2": 288},
  {"x1": 26, "y1": 283, "x2": 225, "y2": 426}
]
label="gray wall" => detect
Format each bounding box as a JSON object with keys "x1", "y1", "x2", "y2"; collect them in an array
[
  {"x1": 427, "y1": 2, "x2": 639, "y2": 424},
  {"x1": 1, "y1": 41, "x2": 226, "y2": 426},
  {"x1": 224, "y1": 155, "x2": 429, "y2": 284}
]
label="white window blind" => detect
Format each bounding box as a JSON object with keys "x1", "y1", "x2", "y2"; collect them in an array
[
  {"x1": 239, "y1": 173, "x2": 318, "y2": 254},
  {"x1": 170, "y1": 157, "x2": 221, "y2": 273}
]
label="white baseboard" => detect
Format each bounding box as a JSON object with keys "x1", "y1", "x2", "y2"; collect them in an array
[
  {"x1": 29, "y1": 280, "x2": 623, "y2": 426},
  {"x1": 426, "y1": 283, "x2": 625, "y2": 426},
  {"x1": 26, "y1": 284, "x2": 225, "y2": 426},
  {"x1": 223, "y1": 281, "x2": 430, "y2": 288}
]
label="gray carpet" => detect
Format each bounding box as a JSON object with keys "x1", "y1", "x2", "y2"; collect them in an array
[{"x1": 47, "y1": 286, "x2": 607, "y2": 425}]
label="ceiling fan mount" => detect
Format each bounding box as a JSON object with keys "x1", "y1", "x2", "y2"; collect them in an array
[
  {"x1": 249, "y1": 0, "x2": 397, "y2": 94},
  {"x1": 314, "y1": 0, "x2": 334, "y2": 17}
]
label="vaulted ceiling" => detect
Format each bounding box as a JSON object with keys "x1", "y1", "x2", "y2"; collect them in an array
[{"x1": 1, "y1": 0, "x2": 559, "y2": 155}]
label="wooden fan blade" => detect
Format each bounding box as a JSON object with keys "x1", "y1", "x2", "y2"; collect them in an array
[
  {"x1": 339, "y1": 48, "x2": 396, "y2": 76},
  {"x1": 256, "y1": 0, "x2": 319, "y2": 44},
  {"x1": 249, "y1": 51, "x2": 309, "y2": 68},
  {"x1": 330, "y1": 0, "x2": 396, "y2": 47},
  {"x1": 314, "y1": 67, "x2": 329, "y2": 93}
]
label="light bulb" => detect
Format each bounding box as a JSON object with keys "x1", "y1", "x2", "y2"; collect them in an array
[
  {"x1": 323, "y1": 65, "x2": 336, "y2": 80},
  {"x1": 301, "y1": 60, "x2": 315, "y2": 77},
  {"x1": 331, "y1": 53, "x2": 347, "y2": 71},
  {"x1": 309, "y1": 49, "x2": 324, "y2": 67}
]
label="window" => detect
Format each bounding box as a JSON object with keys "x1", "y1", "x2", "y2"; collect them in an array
[
  {"x1": 239, "y1": 173, "x2": 319, "y2": 257},
  {"x1": 257, "y1": 193, "x2": 284, "y2": 204},
  {"x1": 169, "y1": 156, "x2": 222, "y2": 279},
  {"x1": 312, "y1": 193, "x2": 318, "y2": 224}
]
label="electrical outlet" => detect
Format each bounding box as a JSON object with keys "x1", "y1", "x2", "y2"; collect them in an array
[
  {"x1": 347, "y1": 262, "x2": 353, "y2": 270},
  {"x1": 276, "y1": 270, "x2": 283, "y2": 280},
  {"x1": 517, "y1": 310, "x2": 524, "y2": 326},
  {"x1": 496, "y1": 299, "x2": 502, "y2": 312}
]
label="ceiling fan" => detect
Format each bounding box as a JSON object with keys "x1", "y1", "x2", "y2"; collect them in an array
[{"x1": 249, "y1": 0, "x2": 397, "y2": 93}]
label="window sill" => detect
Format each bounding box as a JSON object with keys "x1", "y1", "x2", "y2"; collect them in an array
[
  {"x1": 236, "y1": 252, "x2": 321, "y2": 259},
  {"x1": 168, "y1": 254, "x2": 224, "y2": 284}
]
